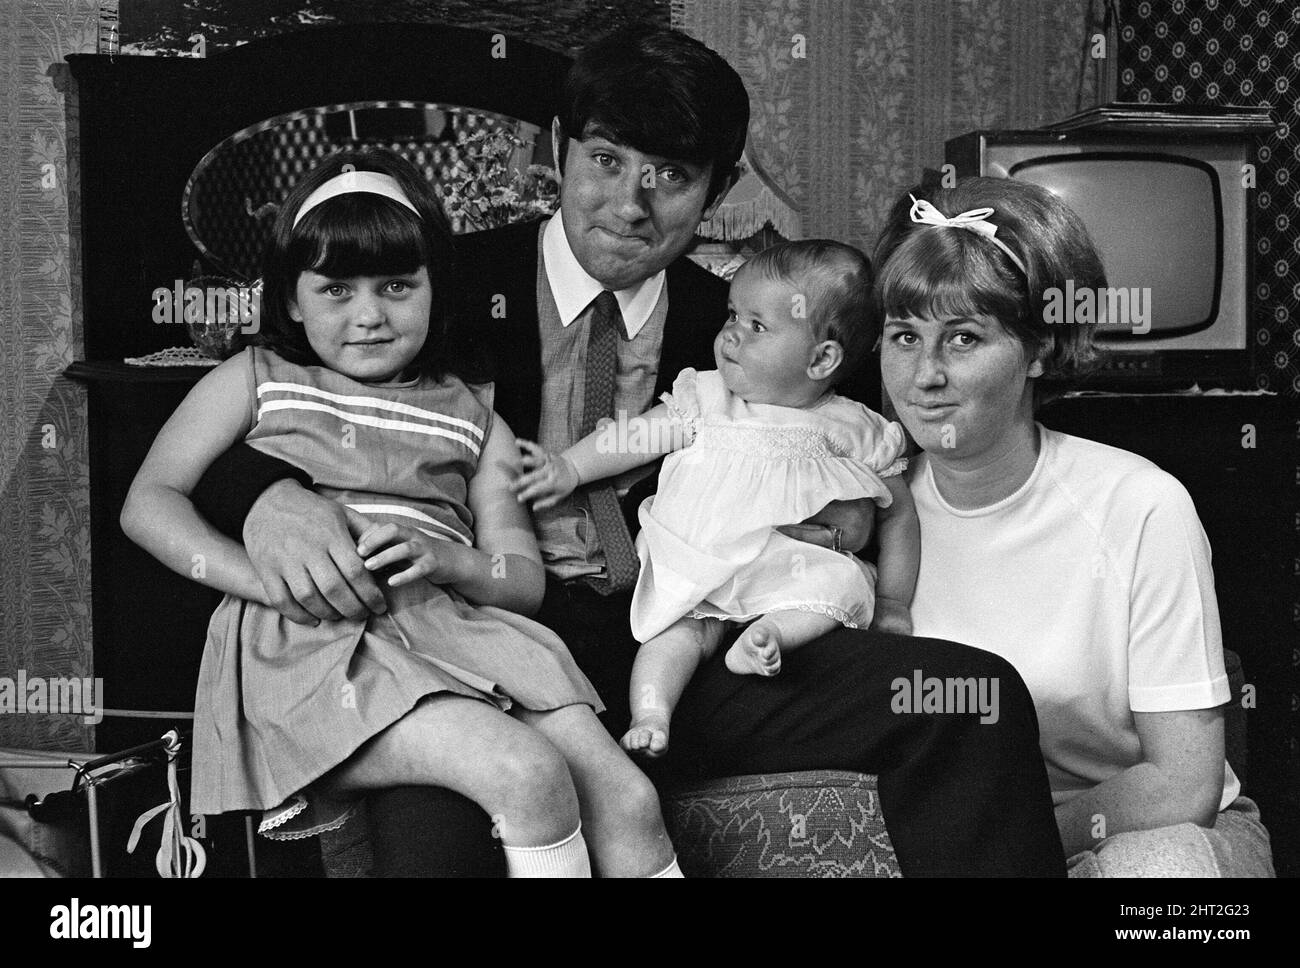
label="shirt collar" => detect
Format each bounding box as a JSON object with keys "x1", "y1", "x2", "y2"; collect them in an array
[{"x1": 542, "y1": 209, "x2": 666, "y2": 339}]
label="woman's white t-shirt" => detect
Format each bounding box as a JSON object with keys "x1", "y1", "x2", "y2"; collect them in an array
[{"x1": 910, "y1": 424, "x2": 1239, "y2": 810}]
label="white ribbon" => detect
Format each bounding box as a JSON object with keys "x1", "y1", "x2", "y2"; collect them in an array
[
  {"x1": 293, "y1": 170, "x2": 422, "y2": 228},
  {"x1": 908, "y1": 194, "x2": 1028, "y2": 277},
  {"x1": 127, "y1": 730, "x2": 207, "y2": 878}
]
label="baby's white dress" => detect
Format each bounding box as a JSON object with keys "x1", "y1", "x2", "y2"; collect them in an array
[{"x1": 630, "y1": 367, "x2": 908, "y2": 643}]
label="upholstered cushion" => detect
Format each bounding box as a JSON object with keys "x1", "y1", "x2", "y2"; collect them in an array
[
  {"x1": 665, "y1": 771, "x2": 899, "y2": 877},
  {"x1": 320, "y1": 770, "x2": 899, "y2": 877}
]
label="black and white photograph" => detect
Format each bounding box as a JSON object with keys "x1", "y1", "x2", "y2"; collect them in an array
[{"x1": 0, "y1": 0, "x2": 1296, "y2": 945}]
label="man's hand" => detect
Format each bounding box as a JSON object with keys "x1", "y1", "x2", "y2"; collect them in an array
[
  {"x1": 511, "y1": 439, "x2": 581, "y2": 510},
  {"x1": 356, "y1": 522, "x2": 466, "y2": 588},
  {"x1": 776, "y1": 498, "x2": 875, "y2": 555},
  {"x1": 243, "y1": 479, "x2": 386, "y2": 624},
  {"x1": 870, "y1": 597, "x2": 913, "y2": 636}
]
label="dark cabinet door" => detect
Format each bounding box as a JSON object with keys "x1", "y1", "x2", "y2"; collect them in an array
[
  {"x1": 72, "y1": 364, "x2": 221, "y2": 752},
  {"x1": 1040, "y1": 392, "x2": 1299, "y2": 829}
]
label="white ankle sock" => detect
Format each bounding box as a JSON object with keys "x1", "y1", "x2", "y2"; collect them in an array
[
  {"x1": 651, "y1": 855, "x2": 684, "y2": 878},
  {"x1": 502, "y1": 824, "x2": 592, "y2": 878}
]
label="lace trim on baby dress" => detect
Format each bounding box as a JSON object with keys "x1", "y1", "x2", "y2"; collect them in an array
[
  {"x1": 792, "y1": 602, "x2": 862, "y2": 628},
  {"x1": 879, "y1": 456, "x2": 910, "y2": 479},
  {"x1": 659, "y1": 390, "x2": 700, "y2": 445},
  {"x1": 688, "y1": 601, "x2": 862, "y2": 629},
  {"x1": 258, "y1": 793, "x2": 360, "y2": 841}
]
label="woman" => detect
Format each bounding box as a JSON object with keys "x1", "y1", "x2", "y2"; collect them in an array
[{"x1": 874, "y1": 177, "x2": 1274, "y2": 877}]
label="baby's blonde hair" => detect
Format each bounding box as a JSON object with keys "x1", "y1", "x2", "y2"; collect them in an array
[{"x1": 741, "y1": 239, "x2": 875, "y2": 386}]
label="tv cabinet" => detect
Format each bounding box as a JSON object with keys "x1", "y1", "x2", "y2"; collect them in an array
[{"x1": 1040, "y1": 389, "x2": 1299, "y2": 874}]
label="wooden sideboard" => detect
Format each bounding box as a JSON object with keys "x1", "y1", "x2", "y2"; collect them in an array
[
  {"x1": 1040, "y1": 390, "x2": 1299, "y2": 875},
  {"x1": 65, "y1": 362, "x2": 220, "y2": 754}
]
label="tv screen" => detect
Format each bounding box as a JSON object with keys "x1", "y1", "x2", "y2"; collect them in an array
[{"x1": 1009, "y1": 154, "x2": 1221, "y2": 340}]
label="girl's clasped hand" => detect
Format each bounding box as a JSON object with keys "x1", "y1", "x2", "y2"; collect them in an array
[{"x1": 355, "y1": 521, "x2": 462, "y2": 588}]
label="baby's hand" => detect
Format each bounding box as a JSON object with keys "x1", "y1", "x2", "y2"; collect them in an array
[
  {"x1": 356, "y1": 522, "x2": 459, "y2": 588},
  {"x1": 511, "y1": 440, "x2": 580, "y2": 510},
  {"x1": 870, "y1": 597, "x2": 913, "y2": 636}
]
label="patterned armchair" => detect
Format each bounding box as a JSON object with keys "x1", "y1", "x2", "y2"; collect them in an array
[
  {"x1": 320, "y1": 770, "x2": 901, "y2": 878},
  {"x1": 664, "y1": 772, "x2": 900, "y2": 877}
]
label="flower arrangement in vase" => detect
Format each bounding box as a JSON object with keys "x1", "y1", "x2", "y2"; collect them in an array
[{"x1": 438, "y1": 129, "x2": 558, "y2": 233}]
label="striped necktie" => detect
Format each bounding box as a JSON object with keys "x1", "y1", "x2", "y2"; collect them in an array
[{"x1": 578, "y1": 291, "x2": 640, "y2": 594}]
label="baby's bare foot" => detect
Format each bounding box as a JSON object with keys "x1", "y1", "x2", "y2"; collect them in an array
[
  {"x1": 725, "y1": 624, "x2": 782, "y2": 676},
  {"x1": 621, "y1": 716, "x2": 671, "y2": 758}
]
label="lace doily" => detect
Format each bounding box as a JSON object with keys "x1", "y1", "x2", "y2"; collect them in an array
[{"x1": 124, "y1": 346, "x2": 220, "y2": 367}]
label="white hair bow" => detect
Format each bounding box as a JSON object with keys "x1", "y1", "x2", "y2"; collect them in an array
[{"x1": 908, "y1": 194, "x2": 1028, "y2": 277}]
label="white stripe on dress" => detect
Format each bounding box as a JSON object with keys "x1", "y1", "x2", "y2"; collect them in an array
[
  {"x1": 346, "y1": 503, "x2": 472, "y2": 545},
  {"x1": 256, "y1": 381, "x2": 485, "y2": 440},
  {"x1": 257, "y1": 399, "x2": 481, "y2": 454}
]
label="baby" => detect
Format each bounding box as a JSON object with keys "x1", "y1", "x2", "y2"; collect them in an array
[{"x1": 514, "y1": 240, "x2": 919, "y2": 756}]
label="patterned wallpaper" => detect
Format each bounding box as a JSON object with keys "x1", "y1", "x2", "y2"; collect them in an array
[
  {"x1": 0, "y1": 0, "x2": 103, "y2": 751},
  {"x1": 1117, "y1": 0, "x2": 1298, "y2": 395},
  {"x1": 674, "y1": 0, "x2": 1099, "y2": 253}
]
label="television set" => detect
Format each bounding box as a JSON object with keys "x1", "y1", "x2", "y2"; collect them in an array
[{"x1": 946, "y1": 104, "x2": 1275, "y2": 389}]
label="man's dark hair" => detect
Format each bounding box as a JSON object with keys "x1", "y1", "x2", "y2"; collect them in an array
[{"x1": 557, "y1": 25, "x2": 750, "y2": 206}]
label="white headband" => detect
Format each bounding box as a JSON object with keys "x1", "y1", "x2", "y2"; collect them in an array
[
  {"x1": 908, "y1": 194, "x2": 1028, "y2": 277},
  {"x1": 293, "y1": 170, "x2": 422, "y2": 228}
]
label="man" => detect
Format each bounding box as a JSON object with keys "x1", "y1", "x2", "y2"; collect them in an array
[{"x1": 194, "y1": 25, "x2": 1064, "y2": 876}]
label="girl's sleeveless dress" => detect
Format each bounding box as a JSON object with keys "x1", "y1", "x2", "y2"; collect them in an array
[
  {"x1": 630, "y1": 368, "x2": 908, "y2": 643},
  {"x1": 190, "y1": 347, "x2": 602, "y2": 840}
]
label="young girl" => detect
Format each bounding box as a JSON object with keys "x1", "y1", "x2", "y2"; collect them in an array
[
  {"x1": 121, "y1": 150, "x2": 682, "y2": 877},
  {"x1": 513, "y1": 240, "x2": 920, "y2": 757}
]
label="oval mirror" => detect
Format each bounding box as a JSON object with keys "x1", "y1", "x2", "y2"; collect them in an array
[{"x1": 183, "y1": 101, "x2": 557, "y2": 279}]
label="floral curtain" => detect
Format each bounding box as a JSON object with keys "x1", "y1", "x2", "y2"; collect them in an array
[
  {"x1": 0, "y1": 0, "x2": 103, "y2": 751},
  {"x1": 674, "y1": 0, "x2": 1100, "y2": 253}
]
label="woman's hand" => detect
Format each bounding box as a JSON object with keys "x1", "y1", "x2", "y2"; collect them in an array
[
  {"x1": 244, "y1": 480, "x2": 386, "y2": 623},
  {"x1": 1054, "y1": 707, "x2": 1226, "y2": 857},
  {"x1": 356, "y1": 522, "x2": 468, "y2": 588},
  {"x1": 511, "y1": 439, "x2": 581, "y2": 510},
  {"x1": 776, "y1": 498, "x2": 875, "y2": 555}
]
